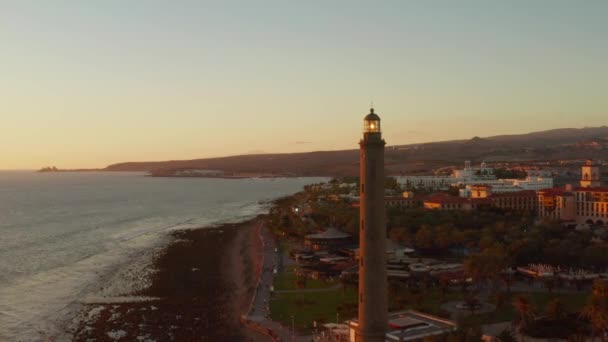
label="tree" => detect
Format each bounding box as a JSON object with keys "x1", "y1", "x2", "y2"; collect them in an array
[
  {"x1": 384, "y1": 177, "x2": 400, "y2": 191},
  {"x1": 454, "y1": 317, "x2": 483, "y2": 342},
  {"x1": 340, "y1": 273, "x2": 357, "y2": 293},
  {"x1": 439, "y1": 277, "x2": 450, "y2": 301},
  {"x1": 497, "y1": 328, "x2": 517, "y2": 342},
  {"x1": 295, "y1": 276, "x2": 307, "y2": 289},
  {"x1": 545, "y1": 298, "x2": 567, "y2": 321},
  {"x1": 594, "y1": 279, "x2": 608, "y2": 298},
  {"x1": 464, "y1": 292, "x2": 480, "y2": 316},
  {"x1": 544, "y1": 277, "x2": 556, "y2": 294},
  {"x1": 389, "y1": 227, "x2": 411, "y2": 245},
  {"x1": 512, "y1": 295, "x2": 535, "y2": 342},
  {"x1": 415, "y1": 225, "x2": 435, "y2": 249},
  {"x1": 436, "y1": 225, "x2": 454, "y2": 250},
  {"x1": 502, "y1": 273, "x2": 514, "y2": 293},
  {"x1": 581, "y1": 294, "x2": 608, "y2": 342}
]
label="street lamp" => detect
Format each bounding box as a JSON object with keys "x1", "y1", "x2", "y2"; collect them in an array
[{"x1": 291, "y1": 315, "x2": 295, "y2": 340}]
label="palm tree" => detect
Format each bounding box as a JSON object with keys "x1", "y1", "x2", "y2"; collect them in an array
[
  {"x1": 546, "y1": 298, "x2": 567, "y2": 321},
  {"x1": 495, "y1": 292, "x2": 508, "y2": 310},
  {"x1": 464, "y1": 291, "x2": 480, "y2": 316},
  {"x1": 580, "y1": 295, "x2": 608, "y2": 342},
  {"x1": 512, "y1": 295, "x2": 534, "y2": 342},
  {"x1": 295, "y1": 275, "x2": 307, "y2": 289},
  {"x1": 594, "y1": 279, "x2": 608, "y2": 298},
  {"x1": 439, "y1": 277, "x2": 450, "y2": 301},
  {"x1": 502, "y1": 273, "x2": 514, "y2": 293},
  {"x1": 497, "y1": 328, "x2": 517, "y2": 342},
  {"x1": 544, "y1": 277, "x2": 556, "y2": 293}
]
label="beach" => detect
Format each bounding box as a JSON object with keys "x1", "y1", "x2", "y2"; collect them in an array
[{"x1": 71, "y1": 217, "x2": 269, "y2": 341}]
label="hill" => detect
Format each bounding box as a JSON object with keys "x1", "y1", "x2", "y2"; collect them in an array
[{"x1": 104, "y1": 126, "x2": 608, "y2": 177}]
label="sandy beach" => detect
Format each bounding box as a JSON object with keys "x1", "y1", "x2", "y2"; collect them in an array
[{"x1": 71, "y1": 217, "x2": 269, "y2": 341}]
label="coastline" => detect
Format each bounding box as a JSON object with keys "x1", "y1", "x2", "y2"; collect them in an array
[{"x1": 70, "y1": 217, "x2": 270, "y2": 341}]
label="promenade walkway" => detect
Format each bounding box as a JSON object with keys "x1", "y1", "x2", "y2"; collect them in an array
[{"x1": 246, "y1": 225, "x2": 313, "y2": 342}]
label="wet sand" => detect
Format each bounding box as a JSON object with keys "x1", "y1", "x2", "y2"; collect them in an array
[{"x1": 72, "y1": 217, "x2": 268, "y2": 341}]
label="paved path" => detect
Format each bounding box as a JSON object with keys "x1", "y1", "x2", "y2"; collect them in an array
[
  {"x1": 275, "y1": 284, "x2": 342, "y2": 294},
  {"x1": 479, "y1": 322, "x2": 575, "y2": 342},
  {"x1": 246, "y1": 226, "x2": 313, "y2": 342}
]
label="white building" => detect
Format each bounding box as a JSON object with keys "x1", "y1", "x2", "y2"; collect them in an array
[
  {"x1": 398, "y1": 161, "x2": 554, "y2": 194},
  {"x1": 512, "y1": 177, "x2": 554, "y2": 190},
  {"x1": 459, "y1": 178, "x2": 553, "y2": 198},
  {"x1": 453, "y1": 160, "x2": 494, "y2": 179},
  {"x1": 396, "y1": 176, "x2": 458, "y2": 191},
  {"x1": 398, "y1": 161, "x2": 498, "y2": 191}
]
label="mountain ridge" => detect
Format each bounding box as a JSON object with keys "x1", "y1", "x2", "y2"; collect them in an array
[{"x1": 104, "y1": 126, "x2": 608, "y2": 176}]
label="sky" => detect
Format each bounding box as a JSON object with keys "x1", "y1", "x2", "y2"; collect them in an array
[{"x1": 1, "y1": 1, "x2": 607, "y2": 169}]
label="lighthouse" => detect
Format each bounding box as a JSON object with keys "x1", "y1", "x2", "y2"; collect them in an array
[{"x1": 356, "y1": 108, "x2": 387, "y2": 342}]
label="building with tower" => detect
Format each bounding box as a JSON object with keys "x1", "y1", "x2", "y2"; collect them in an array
[
  {"x1": 580, "y1": 159, "x2": 601, "y2": 188},
  {"x1": 536, "y1": 160, "x2": 607, "y2": 225},
  {"x1": 354, "y1": 108, "x2": 388, "y2": 342}
]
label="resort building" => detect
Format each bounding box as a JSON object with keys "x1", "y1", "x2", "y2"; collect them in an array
[
  {"x1": 397, "y1": 161, "x2": 494, "y2": 190},
  {"x1": 396, "y1": 175, "x2": 455, "y2": 191},
  {"x1": 385, "y1": 192, "x2": 423, "y2": 208},
  {"x1": 580, "y1": 159, "x2": 601, "y2": 188},
  {"x1": 537, "y1": 188, "x2": 576, "y2": 221},
  {"x1": 489, "y1": 190, "x2": 537, "y2": 212},
  {"x1": 399, "y1": 161, "x2": 552, "y2": 192},
  {"x1": 574, "y1": 187, "x2": 608, "y2": 225},
  {"x1": 423, "y1": 196, "x2": 489, "y2": 211},
  {"x1": 458, "y1": 178, "x2": 553, "y2": 197},
  {"x1": 348, "y1": 310, "x2": 457, "y2": 342},
  {"x1": 536, "y1": 161, "x2": 606, "y2": 225},
  {"x1": 305, "y1": 228, "x2": 352, "y2": 251},
  {"x1": 459, "y1": 185, "x2": 492, "y2": 198},
  {"x1": 511, "y1": 177, "x2": 554, "y2": 190},
  {"x1": 452, "y1": 160, "x2": 493, "y2": 178}
]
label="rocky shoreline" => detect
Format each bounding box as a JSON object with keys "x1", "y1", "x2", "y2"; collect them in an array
[{"x1": 70, "y1": 217, "x2": 269, "y2": 341}]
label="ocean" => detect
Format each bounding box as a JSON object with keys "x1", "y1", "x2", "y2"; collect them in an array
[{"x1": 0, "y1": 171, "x2": 325, "y2": 340}]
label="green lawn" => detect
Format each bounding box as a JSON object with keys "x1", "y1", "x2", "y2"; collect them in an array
[
  {"x1": 270, "y1": 287, "x2": 357, "y2": 332},
  {"x1": 463, "y1": 291, "x2": 589, "y2": 326},
  {"x1": 270, "y1": 276, "x2": 592, "y2": 332},
  {"x1": 273, "y1": 266, "x2": 339, "y2": 291}
]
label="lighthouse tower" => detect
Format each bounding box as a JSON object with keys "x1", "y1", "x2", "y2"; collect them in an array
[{"x1": 356, "y1": 108, "x2": 387, "y2": 342}]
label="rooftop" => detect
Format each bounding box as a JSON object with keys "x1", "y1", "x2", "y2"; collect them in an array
[
  {"x1": 348, "y1": 310, "x2": 457, "y2": 341},
  {"x1": 537, "y1": 188, "x2": 573, "y2": 196},
  {"x1": 489, "y1": 190, "x2": 537, "y2": 198},
  {"x1": 575, "y1": 187, "x2": 608, "y2": 193},
  {"x1": 424, "y1": 196, "x2": 490, "y2": 204},
  {"x1": 305, "y1": 227, "x2": 350, "y2": 240},
  {"x1": 424, "y1": 196, "x2": 469, "y2": 204}
]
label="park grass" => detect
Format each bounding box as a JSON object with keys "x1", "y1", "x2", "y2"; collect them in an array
[
  {"x1": 270, "y1": 287, "x2": 357, "y2": 332},
  {"x1": 463, "y1": 290, "x2": 589, "y2": 326},
  {"x1": 271, "y1": 275, "x2": 591, "y2": 332},
  {"x1": 269, "y1": 286, "x2": 460, "y2": 332},
  {"x1": 273, "y1": 266, "x2": 339, "y2": 291}
]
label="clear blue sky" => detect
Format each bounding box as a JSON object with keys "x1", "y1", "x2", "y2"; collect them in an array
[{"x1": 1, "y1": 1, "x2": 607, "y2": 169}]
